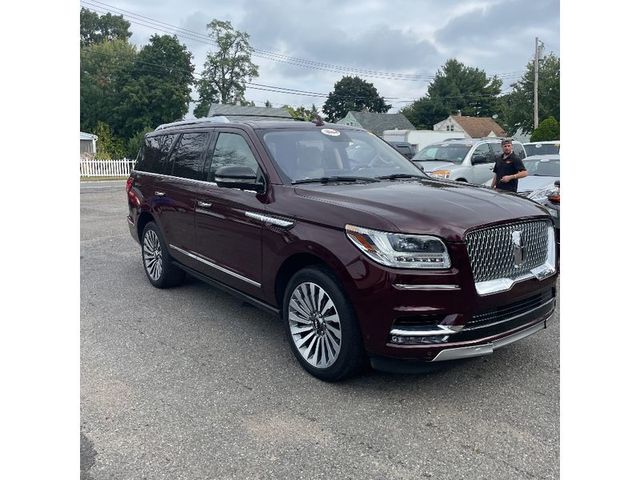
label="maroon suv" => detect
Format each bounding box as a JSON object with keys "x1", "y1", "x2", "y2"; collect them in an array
[{"x1": 126, "y1": 116, "x2": 557, "y2": 381}]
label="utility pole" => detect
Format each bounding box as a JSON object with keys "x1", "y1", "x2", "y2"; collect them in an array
[{"x1": 534, "y1": 37, "x2": 540, "y2": 130}]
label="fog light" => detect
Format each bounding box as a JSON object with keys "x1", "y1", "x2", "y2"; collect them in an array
[{"x1": 389, "y1": 335, "x2": 450, "y2": 345}]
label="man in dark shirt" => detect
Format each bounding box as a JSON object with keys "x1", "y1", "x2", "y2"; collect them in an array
[{"x1": 491, "y1": 138, "x2": 527, "y2": 192}]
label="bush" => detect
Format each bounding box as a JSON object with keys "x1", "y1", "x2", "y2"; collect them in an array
[
  {"x1": 530, "y1": 116, "x2": 560, "y2": 142},
  {"x1": 126, "y1": 127, "x2": 153, "y2": 159},
  {"x1": 94, "y1": 121, "x2": 126, "y2": 159}
]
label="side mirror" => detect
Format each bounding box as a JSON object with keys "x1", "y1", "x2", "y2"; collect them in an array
[
  {"x1": 471, "y1": 154, "x2": 488, "y2": 165},
  {"x1": 215, "y1": 165, "x2": 264, "y2": 192},
  {"x1": 554, "y1": 180, "x2": 560, "y2": 187}
]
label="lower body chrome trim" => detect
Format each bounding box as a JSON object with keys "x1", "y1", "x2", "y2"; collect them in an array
[
  {"x1": 169, "y1": 244, "x2": 261, "y2": 288},
  {"x1": 432, "y1": 320, "x2": 547, "y2": 362},
  {"x1": 393, "y1": 284, "x2": 460, "y2": 291},
  {"x1": 390, "y1": 325, "x2": 463, "y2": 336}
]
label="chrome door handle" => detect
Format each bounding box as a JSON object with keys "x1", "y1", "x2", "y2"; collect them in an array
[
  {"x1": 197, "y1": 201, "x2": 212, "y2": 208},
  {"x1": 154, "y1": 191, "x2": 165, "y2": 196}
]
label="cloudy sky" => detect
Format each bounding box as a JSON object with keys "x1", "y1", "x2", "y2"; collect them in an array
[{"x1": 80, "y1": 0, "x2": 559, "y2": 115}]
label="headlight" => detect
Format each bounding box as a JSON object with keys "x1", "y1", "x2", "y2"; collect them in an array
[
  {"x1": 429, "y1": 169, "x2": 451, "y2": 179},
  {"x1": 345, "y1": 224, "x2": 451, "y2": 269}
]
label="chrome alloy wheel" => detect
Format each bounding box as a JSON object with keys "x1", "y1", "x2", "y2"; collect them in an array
[
  {"x1": 143, "y1": 229, "x2": 163, "y2": 281},
  {"x1": 288, "y1": 282, "x2": 342, "y2": 369}
]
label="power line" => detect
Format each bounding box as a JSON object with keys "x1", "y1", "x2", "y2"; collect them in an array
[{"x1": 80, "y1": 1, "x2": 524, "y2": 82}]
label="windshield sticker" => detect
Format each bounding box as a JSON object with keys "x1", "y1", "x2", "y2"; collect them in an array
[{"x1": 321, "y1": 128, "x2": 341, "y2": 137}]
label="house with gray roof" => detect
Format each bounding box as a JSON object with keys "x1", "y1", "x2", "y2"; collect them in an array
[
  {"x1": 207, "y1": 104, "x2": 293, "y2": 120},
  {"x1": 80, "y1": 131, "x2": 97, "y2": 158},
  {"x1": 336, "y1": 111, "x2": 415, "y2": 136}
]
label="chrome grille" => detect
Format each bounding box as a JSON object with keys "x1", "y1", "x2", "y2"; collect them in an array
[{"x1": 465, "y1": 220, "x2": 551, "y2": 283}]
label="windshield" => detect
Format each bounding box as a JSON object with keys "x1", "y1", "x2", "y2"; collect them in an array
[
  {"x1": 523, "y1": 157, "x2": 560, "y2": 176},
  {"x1": 524, "y1": 143, "x2": 560, "y2": 156},
  {"x1": 412, "y1": 144, "x2": 471, "y2": 164},
  {"x1": 261, "y1": 129, "x2": 426, "y2": 183}
]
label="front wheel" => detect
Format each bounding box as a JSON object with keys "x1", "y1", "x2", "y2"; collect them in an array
[{"x1": 283, "y1": 267, "x2": 366, "y2": 381}]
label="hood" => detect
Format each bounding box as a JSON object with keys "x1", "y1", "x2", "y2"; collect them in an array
[
  {"x1": 413, "y1": 160, "x2": 457, "y2": 172},
  {"x1": 517, "y1": 175, "x2": 560, "y2": 193},
  {"x1": 292, "y1": 179, "x2": 549, "y2": 242}
]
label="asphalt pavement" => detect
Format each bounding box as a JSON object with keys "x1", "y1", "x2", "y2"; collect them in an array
[{"x1": 81, "y1": 180, "x2": 559, "y2": 480}]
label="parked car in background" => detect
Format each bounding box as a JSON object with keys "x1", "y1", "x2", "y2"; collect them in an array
[
  {"x1": 411, "y1": 138, "x2": 527, "y2": 185},
  {"x1": 517, "y1": 155, "x2": 560, "y2": 197},
  {"x1": 387, "y1": 141, "x2": 416, "y2": 160},
  {"x1": 127, "y1": 117, "x2": 557, "y2": 381},
  {"x1": 523, "y1": 141, "x2": 560, "y2": 156},
  {"x1": 519, "y1": 155, "x2": 560, "y2": 249}
]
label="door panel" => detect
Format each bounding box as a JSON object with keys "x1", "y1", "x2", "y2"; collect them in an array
[
  {"x1": 470, "y1": 143, "x2": 495, "y2": 184},
  {"x1": 194, "y1": 130, "x2": 267, "y2": 294}
]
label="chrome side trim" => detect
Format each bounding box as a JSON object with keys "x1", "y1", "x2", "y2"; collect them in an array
[
  {"x1": 169, "y1": 244, "x2": 261, "y2": 288},
  {"x1": 390, "y1": 325, "x2": 464, "y2": 337},
  {"x1": 132, "y1": 170, "x2": 219, "y2": 188},
  {"x1": 245, "y1": 211, "x2": 294, "y2": 228},
  {"x1": 463, "y1": 297, "x2": 555, "y2": 331},
  {"x1": 432, "y1": 321, "x2": 546, "y2": 362},
  {"x1": 393, "y1": 284, "x2": 460, "y2": 291}
]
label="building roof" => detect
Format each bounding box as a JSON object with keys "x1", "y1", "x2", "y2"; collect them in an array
[
  {"x1": 450, "y1": 115, "x2": 507, "y2": 138},
  {"x1": 344, "y1": 111, "x2": 415, "y2": 136},
  {"x1": 80, "y1": 131, "x2": 97, "y2": 141},
  {"x1": 207, "y1": 104, "x2": 292, "y2": 118}
]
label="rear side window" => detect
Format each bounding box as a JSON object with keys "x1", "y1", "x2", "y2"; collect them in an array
[
  {"x1": 204, "y1": 133, "x2": 259, "y2": 181},
  {"x1": 170, "y1": 132, "x2": 209, "y2": 180},
  {"x1": 138, "y1": 134, "x2": 176, "y2": 174}
]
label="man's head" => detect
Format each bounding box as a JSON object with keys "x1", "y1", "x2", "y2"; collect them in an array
[{"x1": 501, "y1": 138, "x2": 513, "y2": 155}]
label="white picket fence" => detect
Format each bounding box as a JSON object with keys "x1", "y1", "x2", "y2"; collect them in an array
[{"x1": 80, "y1": 158, "x2": 136, "y2": 177}]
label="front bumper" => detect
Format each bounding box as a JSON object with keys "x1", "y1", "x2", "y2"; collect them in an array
[{"x1": 344, "y1": 242, "x2": 558, "y2": 363}]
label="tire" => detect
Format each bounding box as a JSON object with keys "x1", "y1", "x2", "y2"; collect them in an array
[
  {"x1": 283, "y1": 266, "x2": 366, "y2": 381},
  {"x1": 141, "y1": 222, "x2": 185, "y2": 288}
]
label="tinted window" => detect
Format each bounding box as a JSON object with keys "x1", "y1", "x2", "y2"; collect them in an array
[
  {"x1": 139, "y1": 134, "x2": 177, "y2": 174},
  {"x1": 170, "y1": 132, "x2": 209, "y2": 180},
  {"x1": 205, "y1": 133, "x2": 259, "y2": 182},
  {"x1": 138, "y1": 136, "x2": 163, "y2": 173},
  {"x1": 488, "y1": 142, "x2": 503, "y2": 156}
]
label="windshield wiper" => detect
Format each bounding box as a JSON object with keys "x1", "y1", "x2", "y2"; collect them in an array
[
  {"x1": 376, "y1": 173, "x2": 427, "y2": 180},
  {"x1": 292, "y1": 176, "x2": 381, "y2": 185}
]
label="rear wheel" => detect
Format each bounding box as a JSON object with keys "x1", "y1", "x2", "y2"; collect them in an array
[
  {"x1": 141, "y1": 222, "x2": 185, "y2": 288},
  {"x1": 283, "y1": 267, "x2": 366, "y2": 381}
]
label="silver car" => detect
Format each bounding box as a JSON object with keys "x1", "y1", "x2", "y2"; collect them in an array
[
  {"x1": 517, "y1": 154, "x2": 560, "y2": 200},
  {"x1": 412, "y1": 138, "x2": 527, "y2": 185},
  {"x1": 523, "y1": 141, "x2": 560, "y2": 156}
]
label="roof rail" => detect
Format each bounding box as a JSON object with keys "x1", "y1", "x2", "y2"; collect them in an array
[
  {"x1": 155, "y1": 116, "x2": 230, "y2": 131},
  {"x1": 154, "y1": 113, "x2": 298, "y2": 131}
]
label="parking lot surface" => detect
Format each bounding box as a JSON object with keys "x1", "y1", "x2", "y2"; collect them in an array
[{"x1": 81, "y1": 180, "x2": 559, "y2": 480}]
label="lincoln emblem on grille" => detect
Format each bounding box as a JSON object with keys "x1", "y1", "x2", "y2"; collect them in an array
[{"x1": 512, "y1": 230, "x2": 526, "y2": 267}]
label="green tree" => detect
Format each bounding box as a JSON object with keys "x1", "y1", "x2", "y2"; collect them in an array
[
  {"x1": 530, "y1": 116, "x2": 560, "y2": 141},
  {"x1": 80, "y1": 38, "x2": 137, "y2": 135},
  {"x1": 194, "y1": 20, "x2": 259, "y2": 117},
  {"x1": 94, "y1": 121, "x2": 126, "y2": 159},
  {"x1": 80, "y1": 8, "x2": 132, "y2": 47},
  {"x1": 322, "y1": 76, "x2": 390, "y2": 123},
  {"x1": 115, "y1": 35, "x2": 195, "y2": 140},
  {"x1": 501, "y1": 53, "x2": 560, "y2": 135},
  {"x1": 283, "y1": 104, "x2": 320, "y2": 121},
  {"x1": 400, "y1": 59, "x2": 502, "y2": 129}
]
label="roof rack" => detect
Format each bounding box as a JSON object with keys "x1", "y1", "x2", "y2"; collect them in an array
[{"x1": 155, "y1": 114, "x2": 297, "y2": 131}]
